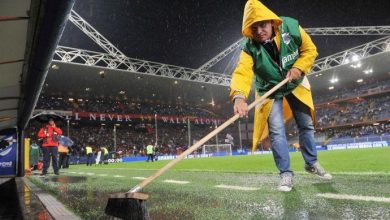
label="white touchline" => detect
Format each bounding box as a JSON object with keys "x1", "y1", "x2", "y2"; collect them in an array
[
  {"x1": 304, "y1": 171, "x2": 390, "y2": 176},
  {"x1": 85, "y1": 168, "x2": 158, "y2": 171},
  {"x1": 113, "y1": 175, "x2": 125, "y2": 178},
  {"x1": 317, "y1": 193, "x2": 390, "y2": 203},
  {"x1": 215, "y1": 185, "x2": 259, "y2": 191},
  {"x1": 98, "y1": 174, "x2": 108, "y2": 176},
  {"x1": 84, "y1": 168, "x2": 390, "y2": 176},
  {"x1": 163, "y1": 180, "x2": 190, "y2": 184},
  {"x1": 330, "y1": 171, "x2": 390, "y2": 176},
  {"x1": 86, "y1": 173, "x2": 94, "y2": 175},
  {"x1": 133, "y1": 177, "x2": 147, "y2": 180}
]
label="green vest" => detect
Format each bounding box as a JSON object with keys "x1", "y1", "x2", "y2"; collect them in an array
[
  {"x1": 30, "y1": 144, "x2": 40, "y2": 166},
  {"x1": 103, "y1": 147, "x2": 109, "y2": 155},
  {"x1": 242, "y1": 17, "x2": 303, "y2": 99},
  {"x1": 86, "y1": 146, "x2": 92, "y2": 154},
  {"x1": 146, "y1": 145, "x2": 154, "y2": 154}
]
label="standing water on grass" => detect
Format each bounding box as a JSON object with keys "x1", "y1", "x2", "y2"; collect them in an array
[{"x1": 29, "y1": 169, "x2": 390, "y2": 220}]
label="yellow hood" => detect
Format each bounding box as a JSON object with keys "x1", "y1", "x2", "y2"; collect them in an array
[{"x1": 242, "y1": 0, "x2": 282, "y2": 38}]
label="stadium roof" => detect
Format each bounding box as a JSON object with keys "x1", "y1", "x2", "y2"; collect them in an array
[
  {"x1": 43, "y1": 50, "x2": 390, "y2": 108},
  {"x1": 44, "y1": 61, "x2": 230, "y2": 107},
  {"x1": 0, "y1": 2, "x2": 28, "y2": 130},
  {"x1": 60, "y1": 0, "x2": 390, "y2": 68},
  {"x1": 0, "y1": 0, "x2": 75, "y2": 131},
  {"x1": 309, "y1": 52, "x2": 390, "y2": 92},
  {"x1": 42, "y1": 0, "x2": 390, "y2": 109}
]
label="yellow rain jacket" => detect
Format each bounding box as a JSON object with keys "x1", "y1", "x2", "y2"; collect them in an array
[{"x1": 230, "y1": 0, "x2": 318, "y2": 152}]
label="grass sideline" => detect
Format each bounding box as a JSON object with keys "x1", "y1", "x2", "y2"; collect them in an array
[
  {"x1": 29, "y1": 147, "x2": 390, "y2": 219},
  {"x1": 72, "y1": 147, "x2": 390, "y2": 173}
]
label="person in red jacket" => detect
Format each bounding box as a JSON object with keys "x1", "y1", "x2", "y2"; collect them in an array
[{"x1": 37, "y1": 118, "x2": 63, "y2": 175}]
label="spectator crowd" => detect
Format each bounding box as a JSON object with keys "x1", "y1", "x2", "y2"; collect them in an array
[
  {"x1": 36, "y1": 96, "x2": 219, "y2": 118},
  {"x1": 31, "y1": 76, "x2": 390, "y2": 154}
]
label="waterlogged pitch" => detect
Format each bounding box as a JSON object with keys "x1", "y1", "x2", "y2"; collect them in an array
[{"x1": 29, "y1": 148, "x2": 390, "y2": 219}]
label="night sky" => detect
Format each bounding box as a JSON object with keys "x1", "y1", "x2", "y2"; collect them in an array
[{"x1": 59, "y1": 0, "x2": 390, "y2": 72}]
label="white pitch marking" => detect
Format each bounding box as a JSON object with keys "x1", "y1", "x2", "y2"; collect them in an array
[
  {"x1": 98, "y1": 174, "x2": 108, "y2": 177},
  {"x1": 215, "y1": 184, "x2": 259, "y2": 191},
  {"x1": 132, "y1": 177, "x2": 146, "y2": 180},
  {"x1": 163, "y1": 180, "x2": 190, "y2": 184},
  {"x1": 86, "y1": 173, "x2": 94, "y2": 176},
  {"x1": 78, "y1": 172, "x2": 85, "y2": 174},
  {"x1": 317, "y1": 193, "x2": 390, "y2": 203},
  {"x1": 69, "y1": 171, "x2": 76, "y2": 174},
  {"x1": 86, "y1": 168, "x2": 390, "y2": 176},
  {"x1": 113, "y1": 175, "x2": 125, "y2": 178},
  {"x1": 295, "y1": 171, "x2": 390, "y2": 176},
  {"x1": 328, "y1": 171, "x2": 390, "y2": 176}
]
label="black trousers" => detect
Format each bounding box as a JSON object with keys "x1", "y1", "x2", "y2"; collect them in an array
[
  {"x1": 64, "y1": 155, "x2": 70, "y2": 168},
  {"x1": 146, "y1": 154, "x2": 154, "y2": 162},
  {"x1": 86, "y1": 153, "x2": 93, "y2": 166},
  {"x1": 58, "y1": 152, "x2": 68, "y2": 169},
  {"x1": 42, "y1": 147, "x2": 59, "y2": 174}
]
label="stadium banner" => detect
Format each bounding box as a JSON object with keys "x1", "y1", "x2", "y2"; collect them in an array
[
  {"x1": 0, "y1": 128, "x2": 18, "y2": 176},
  {"x1": 122, "y1": 156, "x2": 148, "y2": 162},
  {"x1": 316, "y1": 145, "x2": 328, "y2": 151},
  {"x1": 70, "y1": 151, "x2": 250, "y2": 164},
  {"x1": 327, "y1": 141, "x2": 389, "y2": 150},
  {"x1": 35, "y1": 110, "x2": 226, "y2": 125},
  {"x1": 250, "y1": 151, "x2": 273, "y2": 155},
  {"x1": 69, "y1": 155, "x2": 123, "y2": 164},
  {"x1": 232, "y1": 149, "x2": 249, "y2": 155},
  {"x1": 73, "y1": 112, "x2": 224, "y2": 125}
]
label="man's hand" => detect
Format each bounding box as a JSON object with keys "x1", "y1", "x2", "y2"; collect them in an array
[
  {"x1": 234, "y1": 98, "x2": 248, "y2": 118},
  {"x1": 286, "y1": 67, "x2": 302, "y2": 82}
]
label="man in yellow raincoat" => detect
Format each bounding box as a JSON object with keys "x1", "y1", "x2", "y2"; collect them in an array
[{"x1": 230, "y1": 0, "x2": 332, "y2": 191}]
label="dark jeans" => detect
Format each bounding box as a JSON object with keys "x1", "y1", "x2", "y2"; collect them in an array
[
  {"x1": 86, "y1": 153, "x2": 93, "y2": 166},
  {"x1": 146, "y1": 154, "x2": 154, "y2": 162},
  {"x1": 103, "y1": 154, "x2": 109, "y2": 164},
  {"x1": 42, "y1": 147, "x2": 59, "y2": 174}
]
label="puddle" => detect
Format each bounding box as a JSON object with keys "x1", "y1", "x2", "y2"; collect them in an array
[
  {"x1": 0, "y1": 178, "x2": 52, "y2": 220},
  {"x1": 30, "y1": 173, "x2": 390, "y2": 219},
  {"x1": 48, "y1": 176, "x2": 87, "y2": 184}
]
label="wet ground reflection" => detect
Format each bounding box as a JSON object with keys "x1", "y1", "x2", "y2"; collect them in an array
[
  {"x1": 0, "y1": 179, "x2": 23, "y2": 219},
  {"x1": 48, "y1": 175, "x2": 87, "y2": 184},
  {"x1": 54, "y1": 188, "x2": 196, "y2": 219},
  {"x1": 0, "y1": 178, "x2": 52, "y2": 220},
  {"x1": 28, "y1": 173, "x2": 390, "y2": 220}
]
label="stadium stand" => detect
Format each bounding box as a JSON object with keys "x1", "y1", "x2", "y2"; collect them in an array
[
  {"x1": 284, "y1": 76, "x2": 390, "y2": 146},
  {"x1": 36, "y1": 96, "x2": 220, "y2": 118},
  {"x1": 28, "y1": 73, "x2": 389, "y2": 159}
]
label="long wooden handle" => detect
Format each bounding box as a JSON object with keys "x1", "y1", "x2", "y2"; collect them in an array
[{"x1": 129, "y1": 78, "x2": 289, "y2": 193}]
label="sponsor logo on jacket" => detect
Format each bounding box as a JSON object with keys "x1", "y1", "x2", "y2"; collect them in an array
[
  {"x1": 282, "y1": 33, "x2": 291, "y2": 45},
  {"x1": 281, "y1": 49, "x2": 299, "y2": 68}
]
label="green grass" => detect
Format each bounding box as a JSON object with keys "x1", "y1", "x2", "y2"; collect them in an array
[
  {"x1": 71, "y1": 147, "x2": 390, "y2": 173},
  {"x1": 29, "y1": 147, "x2": 390, "y2": 220}
]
